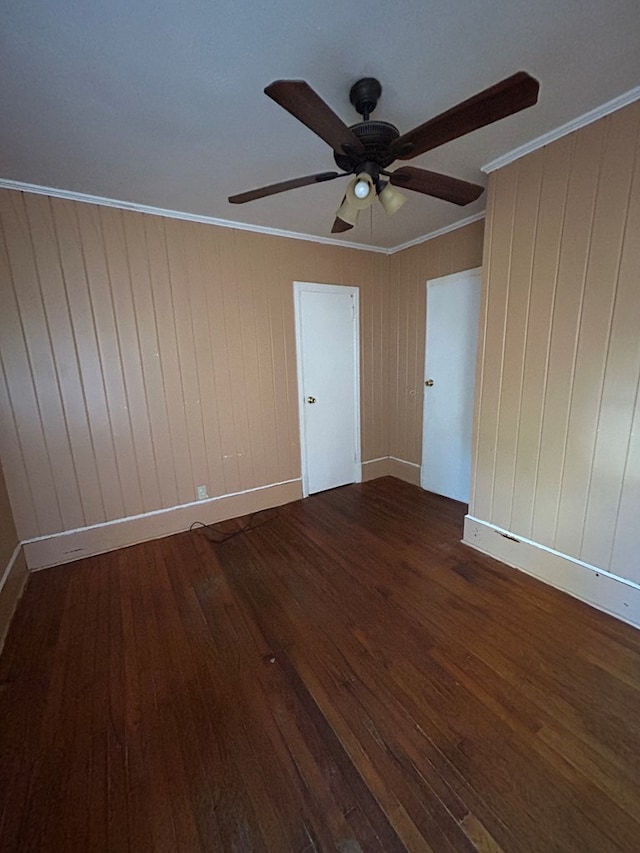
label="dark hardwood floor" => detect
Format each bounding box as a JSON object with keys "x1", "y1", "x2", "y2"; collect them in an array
[{"x1": 1, "y1": 477, "x2": 640, "y2": 852}]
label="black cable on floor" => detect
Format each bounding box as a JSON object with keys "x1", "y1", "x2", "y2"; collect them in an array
[{"x1": 190, "y1": 508, "x2": 279, "y2": 544}]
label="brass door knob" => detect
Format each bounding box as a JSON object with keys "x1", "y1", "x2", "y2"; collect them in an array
[
  {"x1": 425, "y1": 379, "x2": 434, "y2": 387},
  {"x1": 306, "y1": 396, "x2": 316, "y2": 403}
]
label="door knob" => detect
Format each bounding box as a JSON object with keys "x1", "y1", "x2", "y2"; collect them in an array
[
  {"x1": 425, "y1": 379, "x2": 434, "y2": 387},
  {"x1": 306, "y1": 396, "x2": 316, "y2": 403}
]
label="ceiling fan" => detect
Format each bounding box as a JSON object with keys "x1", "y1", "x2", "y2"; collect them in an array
[{"x1": 228, "y1": 72, "x2": 539, "y2": 233}]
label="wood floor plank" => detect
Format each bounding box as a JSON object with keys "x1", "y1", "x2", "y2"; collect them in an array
[{"x1": 1, "y1": 477, "x2": 640, "y2": 852}]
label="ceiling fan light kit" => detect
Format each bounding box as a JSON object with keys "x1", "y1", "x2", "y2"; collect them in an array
[
  {"x1": 345, "y1": 172, "x2": 376, "y2": 210},
  {"x1": 378, "y1": 182, "x2": 407, "y2": 216},
  {"x1": 353, "y1": 174, "x2": 373, "y2": 199},
  {"x1": 229, "y1": 71, "x2": 540, "y2": 233},
  {"x1": 332, "y1": 196, "x2": 360, "y2": 233}
]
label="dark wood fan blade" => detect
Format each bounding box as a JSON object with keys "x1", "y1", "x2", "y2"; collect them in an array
[
  {"x1": 392, "y1": 71, "x2": 539, "y2": 160},
  {"x1": 265, "y1": 80, "x2": 366, "y2": 156},
  {"x1": 228, "y1": 171, "x2": 341, "y2": 204},
  {"x1": 390, "y1": 167, "x2": 484, "y2": 206},
  {"x1": 331, "y1": 217, "x2": 353, "y2": 233}
]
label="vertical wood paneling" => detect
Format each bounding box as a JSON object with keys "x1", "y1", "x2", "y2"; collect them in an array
[
  {"x1": 611, "y1": 384, "x2": 640, "y2": 582},
  {"x1": 142, "y1": 215, "x2": 194, "y2": 504},
  {"x1": 164, "y1": 218, "x2": 211, "y2": 498},
  {"x1": 469, "y1": 192, "x2": 495, "y2": 514},
  {"x1": 241, "y1": 234, "x2": 275, "y2": 486},
  {"x1": 0, "y1": 463, "x2": 18, "y2": 570},
  {"x1": 101, "y1": 207, "x2": 162, "y2": 513},
  {"x1": 259, "y1": 236, "x2": 295, "y2": 482},
  {"x1": 205, "y1": 226, "x2": 245, "y2": 495},
  {"x1": 0, "y1": 193, "x2": 64, "y2": 536},
  {"x1": 473, "y1": 168, "x2": 518, "y2": 519},
  {"x1": 471, "y1": 100, "x2": 640, "y2": 584},
  {"x1": 533, "y1": 123, "x2": 605, "y2": 543},
  {"x1": 554, "y1": 119, "x2": 631, "y2": 555},
  {"x1": 78, "y1": 205, "x2": 145, "y2": 518},
  {"x1": 213, "y1": 229, "x2": 256, "y2": 492},
  {"x1": 26, "y1": 196, "x2": 105, "y2": 527},
  {"x1": 8, "y1": 194, "x2": 85, "y2": 531},
  {"x1": 122, "y1": 211, "x2": 180, "y2": 509},
  {"x1": 0, "y1": 192, "x2": 392, "y2": 540},
  {"x1": 583, "y1": 107, "x2": 640, "y2": 573},
  {"x1": 510, "y1": 137, "x2": 572, "y2": 536},
  {"x1": 232, "y1": 231, "x2": 270, "y2": 489},
  {"x1": 183, "y1": 222, "x2": 226, "y2": 494},
  {"x1": 52, "y1": 199, "x2": 126, "y2": 523},
  {"x1": 0, "y1": 360, "x2": 37, "y2": 539},
  {"x1": 491, "y1": 152, "x2": 543, "y2": 530},
  {"x1": 387, "y1": 255, "x2": 401, "y2": 457},
  {"x1": 363, "y1": 253, "x2": 390, "y2": 461},
  {"x1": 190, "y1": 223, "x2": 227, "y2": 494}
]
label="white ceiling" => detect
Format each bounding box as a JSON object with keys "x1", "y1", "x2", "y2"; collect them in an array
[{"x1": 1, "y1": 0, "x2": 639, "y2": 249}]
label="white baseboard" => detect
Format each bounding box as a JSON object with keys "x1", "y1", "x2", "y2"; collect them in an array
[
  {"x1": 361, "y1": 457, "x2": 391, "y2": 481},
  {"x1": 463, "y1": 516, "x2": 640, "y2": 631},
  {"x1": 23, "y1": 479, "x2": 303, "y2": 571},
  {"x1": 388, "y1": 456, "x2": 421, "y2": 486},
  {"x1": 361, "y1": 457, "x2": 421, "y2": 486}
]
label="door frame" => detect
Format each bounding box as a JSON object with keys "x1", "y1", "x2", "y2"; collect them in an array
[
  {"x1": 421, "y1": 266, "x2": 482, "y2": 498},
  {"x1": 293, "y1": 281, "x2": 361, "y2": 498}
]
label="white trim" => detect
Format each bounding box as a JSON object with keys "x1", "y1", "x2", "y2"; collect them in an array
[
  {"x1": 361, "y1": 457, "x2": 392, "y2": 482},
  {"x1": 389, "y1": 456, "x2": 420, "y2": 469},
  {"x1": 482, "y1": 85, "x2": 640, "y2": 173},
  {"x1": 362, "y1": 456, "x2": 421, "y2": 470},
  {"x1": 463, "y1": 515, "x2": 640, "y2": 630},
  {"x1": 389, "y1": 212, "x2": 486, "y2": 254},
  {"x1": 0, "y1": 542, "x2": 22, "y2": 593},
  {"x1": 0, "y1": 176, "x2": 487, "y2": 254},
  {"x1": 22, "y1": 478, "x2": 303, "y2": 570},
  {"x1": 8, "y1": 86, "x2": 640, "y2": 251},
  {"x1": 0, "y1": 178, "x2": 389, "y2": 254},
  {"x1": 293, "y1": 282, "x2": 361, "y2": 498},
  {"x1": 22, "y1": 478, "x2": 300, "y2": 544},
  {"x1": 387, "y1": 456, "x2": 422, "y2": 487}
]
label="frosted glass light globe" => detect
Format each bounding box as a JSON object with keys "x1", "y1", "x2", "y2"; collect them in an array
[{"x1": 353, "y1": 180, "x2": 371, "y2": 199}]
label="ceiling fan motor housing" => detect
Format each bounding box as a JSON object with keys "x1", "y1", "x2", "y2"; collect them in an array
[{"x1": 334, "y1": 120, "x2": 400, "y2": 172}]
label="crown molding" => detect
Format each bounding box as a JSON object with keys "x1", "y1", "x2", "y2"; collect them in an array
[
  {"x1": 388, "y1": 211, "x2": 486, "y2": 254},
  {"x1": 482, "y1": 85, "x2": 640, "y2": 174},
  {"x1": 3, "y1": 87, "x2": 638, "y2": 251},
  {"x1": 0, "y1": 178, "x2": 393, "y2": 254},
  {"x1": 0, "y1": 177, "x2": 488, "y2": 254}
]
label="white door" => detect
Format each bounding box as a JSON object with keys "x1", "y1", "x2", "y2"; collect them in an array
[
  {"x1": 421, "y1": 268, "x2": 481, "y2": 503},
  {"x1": 294, "y1": 282, "x2": 361, "y2": 496}
]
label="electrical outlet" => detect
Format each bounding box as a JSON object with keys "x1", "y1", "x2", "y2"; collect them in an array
[{"x1": 196, "y1": 484, "x2": 208, "y2": 500}]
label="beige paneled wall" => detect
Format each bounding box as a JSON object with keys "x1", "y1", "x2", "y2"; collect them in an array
[
  {"x1": 0, "y1": 462, "x2": 27, "y2": 646},
  {"x1": 388, "y1": 220, "x2": 485, "y2": 464},
  {"x1": 0, "y1": 464, "x2": 18, "y2": 570},
  {"x1": 471, "y1": 100, "x2": 640, "y2": 584},
  {"x1": 0, "y1": 191, "x2": 390, "y2": 541}
]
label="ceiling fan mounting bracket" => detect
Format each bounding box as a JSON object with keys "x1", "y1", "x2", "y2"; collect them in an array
[{"x1": 349, "y1": 77, "x2": 382, "y2": 120}]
